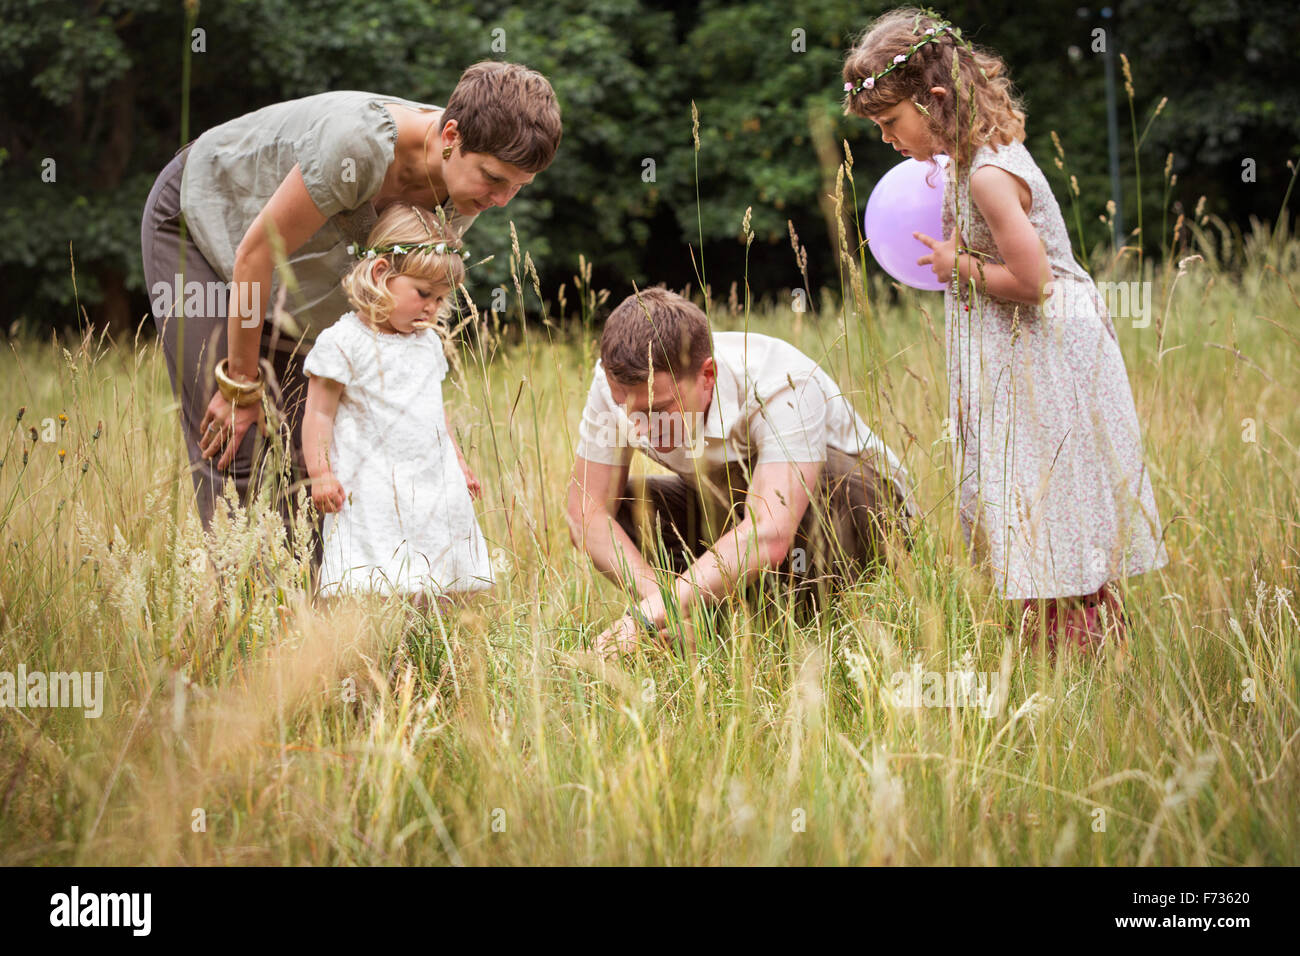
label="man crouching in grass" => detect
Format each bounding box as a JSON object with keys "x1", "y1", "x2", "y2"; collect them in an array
[{"x1": 565, "y1": 286, "x2": 918, "y2": 657}]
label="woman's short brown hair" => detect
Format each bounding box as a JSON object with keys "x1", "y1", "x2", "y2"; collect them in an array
[
  {"x1": 441, "y1": 61, "x2": 562, "y2": 173},
  {"x1": 600, "y1": 287, "x2": 713, "y2": 385}
]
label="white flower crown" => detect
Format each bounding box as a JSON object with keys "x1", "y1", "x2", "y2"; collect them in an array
[
  {"x1": 346, "y1": 240, "x2": 471, "y2": 261},
  {"x1": 843, "y1": 16, "x2": 972, "y2": 98}
]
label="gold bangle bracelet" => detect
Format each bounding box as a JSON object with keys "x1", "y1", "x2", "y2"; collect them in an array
[
  {"x1": 226, "y1": 387, "x2": 264, "y2": 408},
  {"x1": 215, "y1": 359, "x2": 264, "y2": 405}
]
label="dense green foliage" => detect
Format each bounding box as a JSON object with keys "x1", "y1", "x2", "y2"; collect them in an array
[{"x1": 1, "y1": 0, "x2": 1297, "y2": 331}]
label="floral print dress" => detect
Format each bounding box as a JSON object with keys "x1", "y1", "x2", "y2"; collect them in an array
[{"x1": 940, "y1": 138, "x2": 1168, "y2": 599}]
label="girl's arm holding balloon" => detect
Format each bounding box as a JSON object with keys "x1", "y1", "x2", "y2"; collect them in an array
[{"x1": 916, "y1": 165, "x2": 1053, "y2": 307}]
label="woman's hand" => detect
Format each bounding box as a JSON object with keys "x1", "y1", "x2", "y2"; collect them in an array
[
  {"x1": 310, "y1": 472, "x2": 346, "y2": 514},
  {"x1": 198, "y1": 390, "x2": 263, "y2": 469},
  {"x1": 915, "y1": 228, "x2": 961, "y2": 283}
]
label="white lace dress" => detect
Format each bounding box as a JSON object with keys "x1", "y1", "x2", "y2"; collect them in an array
[
  {"x1": 303, "y1": 311, "x2": 493, "y2": 597},
  {"x1": 941, "y1": 139, "x2": 1168, "y2": 599}
]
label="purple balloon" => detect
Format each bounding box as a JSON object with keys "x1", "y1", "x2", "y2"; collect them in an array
[{"x1": 864, "y1": 155, "x2": 950, "y2": 291}]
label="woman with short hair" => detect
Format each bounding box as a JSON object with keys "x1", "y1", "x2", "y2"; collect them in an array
[{"x1": 141, "y1": 61, "x2": 562, "y2": 533}]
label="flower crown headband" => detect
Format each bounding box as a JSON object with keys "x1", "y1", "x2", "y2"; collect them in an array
[
  {"x1": 346, "y1": 239, "x2": 472, "y2": 261},
  {"x1": 843, "y1": 16, "x2": 973, "y2": 97}
]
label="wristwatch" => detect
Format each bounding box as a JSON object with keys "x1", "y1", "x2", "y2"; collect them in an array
[{"x1": 626, "y1": 605, "x2": 658, "y2": 635}]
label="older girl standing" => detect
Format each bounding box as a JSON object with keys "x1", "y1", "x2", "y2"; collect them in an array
[{"x1": 842, "y1": 9, "x2": 1167, "y2": 650}]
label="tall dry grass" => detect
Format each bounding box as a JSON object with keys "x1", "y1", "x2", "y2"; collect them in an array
[{"x1": 1, "y1": 194, "x2": 1296, "y2": 863}]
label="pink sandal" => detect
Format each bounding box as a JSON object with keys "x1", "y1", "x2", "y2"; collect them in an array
[
  {"x1": 1096, "y1": 582, "x2": 1129, "y2": 641},
  {"x1": 1020, "y1": 583, "x2": 1128, "y2": 655},
  {"x1": 1019, "y1": 598, "x2": 1061, "y2": 649},
  {"x1": 1058, "y1": 584, "x2": 1128, "y2": 652}
]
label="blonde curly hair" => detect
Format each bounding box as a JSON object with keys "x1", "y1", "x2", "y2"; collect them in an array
[
  {"x1": 842, "y1": 7, "x2": 1026, "y2": 173},
  {"x1": 340, "y1": 202, "x2": 467, "y2": 330}
]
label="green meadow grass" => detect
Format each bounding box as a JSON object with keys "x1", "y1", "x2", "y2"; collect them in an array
[{"x1": 0, "y1": 215, "x2": 1297, "y2": 865}]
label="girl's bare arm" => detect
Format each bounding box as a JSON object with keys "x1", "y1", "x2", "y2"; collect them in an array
[
  {"x1": 963, "y1": 165, "x2": 1054, "y2": 305},
  {"x1": 445, "y1": 409, "x2": 482, "y2": 499},
  {"x1": 303, "y1": 375, "x2": 346, "y2": 512}
]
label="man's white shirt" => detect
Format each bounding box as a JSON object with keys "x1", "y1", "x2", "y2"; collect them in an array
[{"x1": 575, "y1": 331, "x2": 918, "y2": 518}]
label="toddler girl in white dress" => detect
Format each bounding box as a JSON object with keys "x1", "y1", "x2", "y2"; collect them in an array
[{"x1": 302, "y1": 202, "x2": 493, "y2": 600}]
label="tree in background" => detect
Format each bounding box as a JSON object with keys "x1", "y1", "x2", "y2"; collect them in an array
[{"x1": 1, "y1": 0, "x2": 1295, "y2": 333}]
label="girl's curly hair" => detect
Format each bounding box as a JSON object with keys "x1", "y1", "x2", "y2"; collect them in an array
[
  {"x1": 340, "y1": 202, "x2": 466, "y2": 330},
  {"x1": 842, "y1": 8, "x2": 1026, "y2": 173}
]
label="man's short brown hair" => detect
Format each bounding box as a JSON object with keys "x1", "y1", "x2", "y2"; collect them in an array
[
  {"x1": 442, "y1": 61, "x2": 562, "y2": 173},
  {"x1": 600, "y1": 287, "x2": 713, "y2": 384}
]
